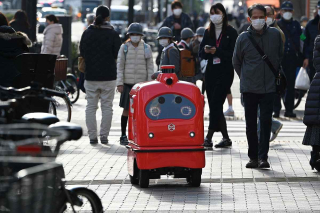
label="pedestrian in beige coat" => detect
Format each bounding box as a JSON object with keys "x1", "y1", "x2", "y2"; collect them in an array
[
  {"x1": 116, "y1": 23, "x2": 154, "y2": 145},
  {"x1": 41, "y1": 14, "x2": 63, "y2": 56}
]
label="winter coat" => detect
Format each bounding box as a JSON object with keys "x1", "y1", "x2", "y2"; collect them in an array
[
  {"x1": 9, "y1": 20, "x2": 30, "y2": 38},
  {"x1": 270, "y1": 21, "x2": 286, "y2": 44},
  {"x1": 160, "y1": 12, "x2": 194, "y2": 42},
  {"x1": 159, "y1": 43, "x2": 180, "y2": 75},
  {"x1": 303, "y1": 15, "x2": 319, "y2": 60},
  {"x1": 116, "y1": 41, "x2": 154, "y2": 86},
  {"x1": 41, "y1": 24, "x2": 63, "y2": 56},
  {"x1": 232, "y1": 25, "x2": 283, "y2": 94},
  {"x1": 80, "y1": 22, "x2": 121, "y2": 81},
  {"x1": 303, "y1": 35, "x2": 320, "y2": 126},
  {"x1": 0, "y1": 26, "x2": 30, "y2": 87},
  {"x1": 277, "y1": 18, "x2": 302, "y2": 55}
]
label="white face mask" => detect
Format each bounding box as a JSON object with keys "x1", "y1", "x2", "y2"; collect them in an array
[
  {"x1": 251, "y1": 18, "x2": 266, "y2": 31},
  {"x1": 173, "y1": 8, "x2": 182, "y2": 16},
  {"x1": 130, "y1": 36, "x2": 141, "y2": 43},
  {"x1": 198, "y1": 37, "x2": 203, "y2": 43},
  {"x1": 210, "y1": 14, "x2": 223, "y2": 24},
  {"x1": 159, "y1": 39, "x2": 169, "y2": 47},
  {"x1": 283, "y1": 12, "x2": 293, "y2": 20},
  {"x1": 266, "y1": 17, "x2": 273, "y2": 26}
]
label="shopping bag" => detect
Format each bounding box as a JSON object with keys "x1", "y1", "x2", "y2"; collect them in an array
[
  {"x1": 295, "y1": 67, "x2": 310, "y2": 90},
  {"x1": 200, "y1": 59, "x2": 208, "y2": 74}
]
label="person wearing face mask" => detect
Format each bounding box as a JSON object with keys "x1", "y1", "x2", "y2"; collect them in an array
[
  {"x1": 199, "y1": 3, "x2": 238, "y2": 149},
  {"x1": 152, "y1": 27, "x2": 180, "y2": 80},
  {"x1": 274, "y1": 1, "x2": 302, "y2": 119},
  {"x1": 156, "y1": 0, "x2": 193, "y2": 68},
  {"x1": 192, "y1": 27, "x2": 206, "y2": 93},
  {"x1": 233, "y1": 4, "x2": 283, "y2": 169},
  {"x1": 303, "y1": 2, "x2": 320, "y2": 82},
  {"x1": 116, "y1": 23, "x2": 154, "y2": 145}
]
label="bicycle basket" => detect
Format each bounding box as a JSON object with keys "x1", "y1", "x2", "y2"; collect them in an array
[
  {"x1": 1, "y1": 158, "x2": 63, "y2": 213},
  {"x1": 54, "y1": 58, "x2": 68, "y2": 81}
]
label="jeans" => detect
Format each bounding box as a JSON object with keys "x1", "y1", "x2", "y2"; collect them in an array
[
  {"x1": 243, "y1": 93, "x2": 275, "y2": 160},
  {"x1": 84, "y1": 80, "x2": 116, "y2": 140},
  {"x1": 274, "y1": 53, "x2": 297, "y2": 114}
]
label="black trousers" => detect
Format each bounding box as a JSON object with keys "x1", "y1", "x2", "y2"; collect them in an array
[
  {"x1": 243, "y1": 93, "x2": 275, "y2": 160},
  {"x1": 274, "y1": 53, "x2": 297, "y2": 114}
]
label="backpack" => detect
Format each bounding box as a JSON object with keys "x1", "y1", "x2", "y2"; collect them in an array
[
  {"x1": 169, "y1": 42, "x2": 196, "y2": 77},
  {"x1": 123, "y1": 42, "x2": 151, "y2": 60}
]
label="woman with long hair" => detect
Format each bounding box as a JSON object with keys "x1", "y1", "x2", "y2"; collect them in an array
[
  {"x1": 199, "y1": 3, "x2": 238, "y2": 148},
  {"x1": 9, "y1": 10, "x2": 30, "y2": 36}
]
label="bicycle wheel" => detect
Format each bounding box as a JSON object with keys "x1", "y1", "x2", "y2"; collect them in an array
[
  {"x1": 65, "y1": 76, "x2": 80, "y2": 104},
  {"x1": 62, "y1": 188, "x2": 103, "y2": 213},
  {"x1": 50, "y1": 96, "x2": 72, "y2": 122}
]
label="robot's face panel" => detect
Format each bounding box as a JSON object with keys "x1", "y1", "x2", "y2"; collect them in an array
[{"x1": 145, "y1": 94, "x2": 196, "y2": 120}]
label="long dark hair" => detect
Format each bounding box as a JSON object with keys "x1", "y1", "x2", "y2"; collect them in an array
[
  {"x1": 0, "y1": 12, "x2": 8, "y2": 26},
  {"x1": 207, "y1": 3, "x2": 228, "y2": 39},
  {"x1": 10, "y1": 10, "x2": 30, "y2": 28},
  {"x1": 95, "y1": 5, "x2": 110, "y2": 25}
]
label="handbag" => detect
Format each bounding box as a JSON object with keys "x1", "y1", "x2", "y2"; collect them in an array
[
  {"x1": 78, "y1": 56, "x2": 85, "y2": 73},
  {"x1": 247, "y1": 34, "x2": 287, "y2": 94},
  {"x1": 295, "y1": 67, "x2": 310, "y2": 90}
]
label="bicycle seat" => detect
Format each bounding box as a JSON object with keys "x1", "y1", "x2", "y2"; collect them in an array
[
  {"x1": 22, "y1": 113, "x2": 60, "y2": 125},
  {"x1": 49, "y1": 122, "x2": 82, "y2": 141}
]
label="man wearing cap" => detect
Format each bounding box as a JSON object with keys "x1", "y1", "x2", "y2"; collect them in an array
[
  {"x1": 303, "y1": 2, "x2": 320, "y2": 81},
  {"x1": 274, "y1": 1, "x2": 302, "y2": 118}
]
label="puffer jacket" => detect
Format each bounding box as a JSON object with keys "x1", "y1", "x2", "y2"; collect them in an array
[
  {"x1": 41, "y1": 24, "x2": 63, "y2": 56},
  {"x1": 0, "y1": 26, "x2": 30, "y2": 87},
  {"x1": 303, "y1": 35, "x2": 320, "y2": 126},
  {"x1": 117, "y1": 41, "x2": 154, "y2": 86}
]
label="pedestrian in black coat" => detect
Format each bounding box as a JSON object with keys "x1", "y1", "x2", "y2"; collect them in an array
[
  {"x1": 303, "y1": 34, "x2": 320, "y2": 171},
  {"x1": 199, "y1": 3, "x2": 238, "y2": 148},
  {"x1": 0, "y1": 12, "x2": 30, "y2": 87}
]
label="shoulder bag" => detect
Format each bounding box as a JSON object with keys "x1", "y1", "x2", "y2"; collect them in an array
[{"x1": 247, "y1": 33, "x2": 287, "y2": 94}]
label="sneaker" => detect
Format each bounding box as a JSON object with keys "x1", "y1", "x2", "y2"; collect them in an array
[
  {"x1": 203, "y1": 138, "x2": 213, "y2": 148},
  {"x1": 214, "y1": 138, "x2": 232, "y2": 148},
  {"x1": 90, "y1": 139, "x2": 98, "y2": 144},
  {"x1": 258, "y1": 160, "x2": 270, "y2": 169},
  {"x1": 101, "y1": 137, "x2": 109, "y2": 145},
  {"x1": 120, "y1": 135, "x2": 129, "y2": 146},
  {"x1": 270, "y1": 123, "x2": 283, "y2": 142},
  {"x1": 246, "y1": 159, "x2": 258, "y2": 168},
  {"x1": 284, "y1": 112, "x2": 296, "y2": 118},
  {"x1": 224, "y1": 108, "x2": 234, "y2": 116}
]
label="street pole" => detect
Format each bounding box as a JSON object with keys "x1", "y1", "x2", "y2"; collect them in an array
[{"x1": 128, "y1": 0, "x2": 135, "y2": 26}]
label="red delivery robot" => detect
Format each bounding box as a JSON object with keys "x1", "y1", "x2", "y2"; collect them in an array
[{"x1": 126, "y1": 65, "x2": 206, "y2": 188}]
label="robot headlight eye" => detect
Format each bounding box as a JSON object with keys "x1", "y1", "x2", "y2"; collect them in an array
[
  {"x1": 149, "y1": 107, "x2": 161, "y2": 117},
  {"x1": 181, "y1": 106, "x2": 192, "y2": 116}
]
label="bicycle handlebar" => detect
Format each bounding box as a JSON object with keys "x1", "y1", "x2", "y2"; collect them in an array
[{"x1": 0, "y1": 85, "x2": 66, "y2": 100}]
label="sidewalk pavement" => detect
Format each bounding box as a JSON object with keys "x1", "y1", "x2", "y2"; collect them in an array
[{"x1": 56, "y1": 71, "x2": 320, "y2": 212}]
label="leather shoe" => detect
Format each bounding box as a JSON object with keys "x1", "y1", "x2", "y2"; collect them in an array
[
  {"x1": 246, "y1": 159, "x2": 258, "y2": 168},
  {"x1": 284, "y1": 112, "x2": 296, "y2": 118},
  {"x1": 90, "y1": 139, "x2": 98, "y2": 144},
  {"x1": 214, "y1": 138, "x2": 232, "y2": 148},
  {"x1": 258, "y1": 160, "x2": 270, "y2": 169},
  {"x1": 203, "y1": 138, "x2": 213, "y2": 148}
]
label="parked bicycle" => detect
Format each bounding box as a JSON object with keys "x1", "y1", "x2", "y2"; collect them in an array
[{"x1": 0, "y1": 86, "x2": 103, "y2": 213}]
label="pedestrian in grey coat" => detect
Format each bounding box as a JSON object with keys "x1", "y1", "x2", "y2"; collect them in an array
[{"x1": 232, "y1": 3, "x2": 283, "y2": 169}]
